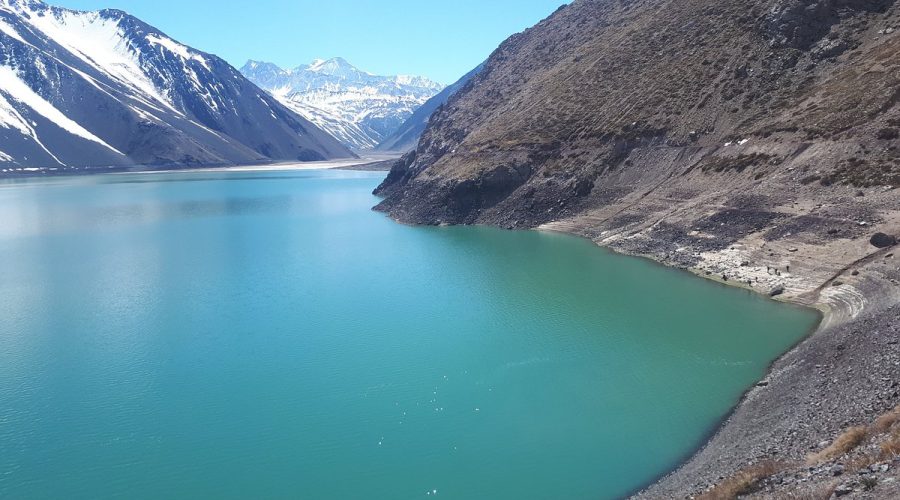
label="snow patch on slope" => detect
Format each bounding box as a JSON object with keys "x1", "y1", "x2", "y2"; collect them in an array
[
  {"x1": 0, "y1": 85, "x2": 65, "y2": 165},
  {"x1": 21, "y1": 8, "x2": 178, "y2": 114},
  {"x1": 276, "y1": 96, "x2": 377, "y2": 149},
  {"x1": 146, "y1": 34, "x2": 210, "y2": 70},
  {"x1": 0, "y1": 17, "x2": 167, "y2": 127},
  {"x1": 0, "y1": 65, "x2": 125, "y2": 155},
  {"x1": 0, "y1": 15, "x2": 25, "y2": 43},
  {"x1": 0, "y1": 86, "x2": 30, "y2": 134}
]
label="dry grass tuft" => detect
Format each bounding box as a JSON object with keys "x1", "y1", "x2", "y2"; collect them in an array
[
  {"x1": 873, "y1": 404, "x2": 900, "y2": 434},
  {"x1": 879, "y1": 427, "x2": 900, "y2": 459},
  {"x1": 702, "y1": 406, "x2": 900, "y2": 499},
  {"x1": 845, "y1": 451, "x2": 879, "y2": 472},
  {"x1": 697, "y1": 460, "x2": 780, "y2": 500},
  {"x1": 806, "y1": 426, "x2": 868, "y2": 465},
  {"x1": 861, "y1": 476, "x2": 878, "y2": 491}
]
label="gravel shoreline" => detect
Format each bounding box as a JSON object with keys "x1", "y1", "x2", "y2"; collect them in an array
[
  {"x1": 628, "y1": 245, "x2": 900, "y2": 499},
  {"x1": 535, "y1": 208, "x2": 900, "y2": 499}
]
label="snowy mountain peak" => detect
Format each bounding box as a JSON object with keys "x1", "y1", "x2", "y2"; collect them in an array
[
  {"x1": 304, "y1": 57, "x2": 367, "y2": 79},
  {"x1": 307, "y1": 57, "x2": 376, "y2": 78},
  {"x1": 241, "y1": 58, "x2": 444, "y2": 150},
  {"x1": 244, "y1": 59, "x2": 277, "y2": 71},
  {"x1": 0, "y1": 0, "x2": 352, "y2": 170}
]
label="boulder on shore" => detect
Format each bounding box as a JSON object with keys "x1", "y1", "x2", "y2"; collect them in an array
[{"x1": 870, "y1": 233, "x2": 897, "y2": 249}]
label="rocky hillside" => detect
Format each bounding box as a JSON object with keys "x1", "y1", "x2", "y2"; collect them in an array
[
  {"x1": 375, "y1": 0, "x2": 900, "y2": 497},
  {"x1": 0, "y1": 0, "x2": 353, "y2": 172}
]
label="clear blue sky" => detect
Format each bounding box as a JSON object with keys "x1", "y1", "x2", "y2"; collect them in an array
[{"x1": 58, "y1": 0, "x2": 569, "y2": 84}]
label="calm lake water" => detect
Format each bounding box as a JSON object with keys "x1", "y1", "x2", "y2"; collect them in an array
[{"x1": 0, "y1": 169, "x2": 819, "y2": 499}]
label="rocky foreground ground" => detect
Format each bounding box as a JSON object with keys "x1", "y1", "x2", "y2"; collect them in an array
[{"x1": 627, "y1": 230, "x2": 900, "y2": 499}]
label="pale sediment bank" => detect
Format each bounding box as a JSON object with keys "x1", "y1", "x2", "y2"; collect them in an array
[
  {"x1": 124, "y1": 154, "x2": 401, "y2": 175},
  {"x1": 0, "y1": 154, "x2": 401, "y2": 179}
]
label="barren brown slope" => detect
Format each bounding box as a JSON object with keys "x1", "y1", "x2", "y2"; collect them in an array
[
  {"x1": 377, "y1": 0, "x2": 899, "y2": 227},
  {"x1": 375, "y1": 0, "x2": 900, "y2": 497}
]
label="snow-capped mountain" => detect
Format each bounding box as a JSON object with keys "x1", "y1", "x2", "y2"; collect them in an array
[
  {"x1": 241, "y1": 58, "x2": 444, "y2": 150},
  {"x1": 0, "y1": 0, "x2": 353, "y2": 171}
]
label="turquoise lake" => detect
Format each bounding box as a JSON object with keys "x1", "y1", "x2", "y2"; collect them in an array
[{"x1": 0, "y1": 169, "x2": 820, "y2": 499}]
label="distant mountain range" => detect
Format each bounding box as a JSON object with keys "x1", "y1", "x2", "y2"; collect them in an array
[
  {"x1": 0, "y1": 0, "x2": 353, "y2": 171},
  {"x1": 375, "y1": 64, "x2": 483, "y2": 153},
  {"x1": 240, "y1": 58, "x2": 444, "y2": 150}
]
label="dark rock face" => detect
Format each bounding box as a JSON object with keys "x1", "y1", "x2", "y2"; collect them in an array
[
  {"x1": 375, "y1": 156, "x2": 535, "y2": 225},
  {"x1": 871, "y1": 232, "x2": 898, "y2": 248},
  {"x1": 375, "y1": 151, "x2": 418, "y2": 198},
  {"x1": 763, "y1": 0, "x2": 893, "y2": 51}
]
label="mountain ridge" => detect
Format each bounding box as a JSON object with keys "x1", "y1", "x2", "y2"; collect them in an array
[
  {"x1": 0, "y1": 0, "x2": 354, "y2": 171},
  {"x1": 241, "y1": 57, "x2": 443, "y2": 150}
]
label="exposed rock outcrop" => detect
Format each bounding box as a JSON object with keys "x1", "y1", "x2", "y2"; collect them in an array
[{"x1": 871, "y1": 232, "x2": 898, "y2": 248}]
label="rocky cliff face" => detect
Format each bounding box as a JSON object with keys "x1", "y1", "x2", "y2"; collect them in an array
[
  {"x1": 375, "y1": 0, "x2": 900, "y2": 497},
  {"x1": 377, "y1": 0, "x2": 898, "y2": 228}
]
